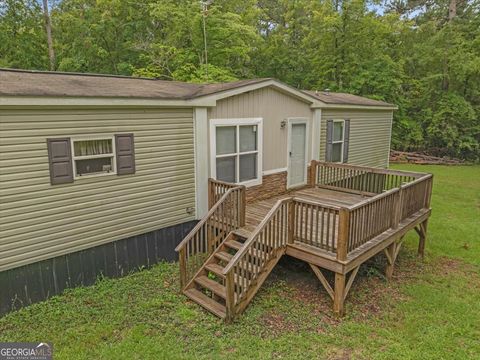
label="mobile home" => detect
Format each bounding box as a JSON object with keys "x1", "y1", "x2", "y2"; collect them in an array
[{"x1": 0, "y1": 69, "x2": 431, "y2": 318}]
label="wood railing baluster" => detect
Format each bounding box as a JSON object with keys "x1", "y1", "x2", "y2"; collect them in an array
[
  {"x1": 176, "y1": 182, "x2": 245, "y2": 290},
  {"x1": 337, "y1": 208, "x2": 350, "y2": 261},
  {"x1": 185, "y1": 163, "x2": 433, "y2": 318}
]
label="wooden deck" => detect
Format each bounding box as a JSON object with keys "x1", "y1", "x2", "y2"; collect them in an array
[
  {"x1": 176, "y1": 161, "x2": 433, "y2": 321},
  {"x1": 245, "y1": 187, "x2": 368, "y2": 229}
]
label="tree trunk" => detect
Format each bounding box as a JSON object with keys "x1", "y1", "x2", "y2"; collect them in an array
[
  {"x1": 449, "y1": 0, "x2": 456, "y2": 21},
  {"x1": 42, "y1": 0, "x2": 55, "y2": 71}
]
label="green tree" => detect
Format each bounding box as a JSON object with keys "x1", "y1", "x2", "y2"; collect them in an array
[
  {"x1": 0, "y1": 0, "x2": 48, "y2": 69},
  {"x1": 0, "y1": 0, "x2": 479, "y2": 160}
]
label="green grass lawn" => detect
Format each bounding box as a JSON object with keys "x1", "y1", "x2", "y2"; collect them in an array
[{"x1": 1, "y1": 165, "x2": 479, "y2": 359}]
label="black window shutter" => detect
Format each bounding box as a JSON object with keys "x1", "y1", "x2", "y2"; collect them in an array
[
  {"x1": 47, "y1": 138, "x2": 74, "y2": 185},
  {"x1": 343, "y1": 119, "x2": 350, "y2": 163},
  {"x1": 115, "y1": 134, "x2": 136, "y2": 175},
  {"x1": 325, "y1": 119, "x2": 333, "y2": 161}
]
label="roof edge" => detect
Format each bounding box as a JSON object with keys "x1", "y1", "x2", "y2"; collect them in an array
[
  {"x1": 0, "y1": 67, "x2": 162, "y2": 81},
  {"x1": 193, "y1": 78, "x2": 325, "y2": 106}
]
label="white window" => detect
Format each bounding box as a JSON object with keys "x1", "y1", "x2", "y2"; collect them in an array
[
  {"x1": 331, "y1": 120, "x2": 344, "y2": 163},
  {"x1": 71, "y1": 137, "x2": 116, "y2": 178},
  {"x1": 210, "y1": 118, "x2": 263, "y2": 187}
]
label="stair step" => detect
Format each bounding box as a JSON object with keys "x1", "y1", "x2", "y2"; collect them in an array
[
  {"x1": 215, "y1": 251, "x2": 233, "y2": 262},
  {"x1": 205, "y1": 263, "x2": 226, "y2": 278},
  {"x1": 233, "y1": 228, "x2": 252, "y2": 239},
  {"x1": 184, "y1": 288, "x2": 226, "y2": 319},
  {"x1": 205, "y1": 263, "x2": 246, "y2": 283},
  {"x1": 224, "y1": 239, "x2": 244, "y2": 251},
  {"x1": 195, "y1": 275, "x2": 226, "y2": 298}
]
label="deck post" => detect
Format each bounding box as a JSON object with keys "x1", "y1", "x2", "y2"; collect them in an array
[
  {"x1": 385, "y1": 242, "x2": 396, "y2": 280},
  {"x1": 288, "y1": 200, "x2": 295, "y2": 244},
  {"x1": 225, "y1": 271, "x2": 235, "y2": 323},
  {"x1": 207, "y1": 221, "x2": 214, "y2": 253},
  {"x1": 179, "y1": 247, "x2": 187, "y2": 289},
  {"x1": 239, "y1": 186, "x2": 246, "y2": 227},
  {"x1": 418, "y1": 218, "x2": 428, "y2": 258},
  {"x1": 392, "y1": 186, "x2": 404, "y2": 229},
  {"x1": 333, "y1": 272, "x2": 346, "y2": 316},
  {"x1": 309, "y1": 160, "x2": 317, "y2": 187},
  {"x1": 336, "y1": 208, "x2": 350, "y2": 261},
  {"x1": 424, "y1": 175, "x2": 433, "y2": 209},
  {"x1": 208, "y1": 178, "x2": 214, "y2": 210}
]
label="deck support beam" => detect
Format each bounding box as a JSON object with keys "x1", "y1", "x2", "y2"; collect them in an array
[
  {"x1": 417, "y1": 219, "x2": 428, "y2": 258},
  {"x1": 333, "y1": 272, "x2": 346, "y2": 316},
  {"x1": 384, "y1": 243, "x2": 396, "y2": 279},
  {"x1": 344, "y1": 266, "x2": 360, "y2": 300},
  {"x1": 310, "y1": 264, "x2": 361, "y2": 314},
  {"x1": 309, "y1": 264, "x2": 334, "y2": 300},
  {"x1": 384, "y1": 235, "x2": 405, "y2": 279}
]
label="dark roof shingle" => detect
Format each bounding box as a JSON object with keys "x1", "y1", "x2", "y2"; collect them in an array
[
  {"x1": 302, "y1": 90, "x2": 394, "y2": 107},
  {"x1": 0, "y1": 68, "x2": 395, "y2": 108},
  {"x1": 0, "y1": 69, "x2": 270, "y2": 100}
]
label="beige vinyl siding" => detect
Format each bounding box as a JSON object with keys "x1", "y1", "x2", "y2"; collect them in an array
[
  {"x1": 319, "y1": 109, "x2": 393, "y2": 168},
  {"x1": 208, "y1": 87, "x2": 313, "y2": 172},
  {"x1": 0, "y1": 108, "x2": 195, "y2": 272}
]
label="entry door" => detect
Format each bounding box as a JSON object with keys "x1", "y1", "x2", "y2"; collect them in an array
[{"x1": 288, "y1": 121, "x2": 307, "y2": 188}]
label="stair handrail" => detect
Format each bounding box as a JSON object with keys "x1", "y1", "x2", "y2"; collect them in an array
[
  {"x1": 175, "y1": 186, "x2": 244, "y2": 253},
  {"x1": 222, "y1": 197, "x2": 292, "y2": 276},
  {"x1": 222, "y1": 197, "x2": 292, "y2": 320},
  {"x1": 175, "y1": 185, "x2": 245, "y2": 288}
]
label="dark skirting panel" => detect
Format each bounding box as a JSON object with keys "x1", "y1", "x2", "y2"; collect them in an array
[{"x1": 0, "y1": 220, "x2": 197, "y2": 317}]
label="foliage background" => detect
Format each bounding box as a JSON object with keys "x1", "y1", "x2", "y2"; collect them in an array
[{"x1": 1, "y1": 0, "x2": 479, "y2": 160}]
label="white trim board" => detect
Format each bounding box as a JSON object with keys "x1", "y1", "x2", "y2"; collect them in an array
[
  {"x1": 312, "y1": 109, "x2": 322, "y2": 161},
  {"x1": 197, "y1": 79, "x2": 323, "y2": 106},
  {"x1": 0, "y1": 96, "x2": 216, "y2": 108},
  {"x1": 262, "y1": 168, "x2": 288, "y2": 176},
  {"x1": 193, "y1": 107, "x2": 209, "y2": 219}
]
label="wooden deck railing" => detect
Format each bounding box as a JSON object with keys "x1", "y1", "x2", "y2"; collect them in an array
[
  {"x1": 309, "y1": 161, "x2": 433, "y2": 258},
  {"x1": 400, "y1": 176, "x2": 433, "y2": 220},
  {"x1": 180, "y1": 164, "x2": 432, "y2": 318},
  {"x1": 292, "y1": 199, "x2": 341, "y2": 253},
  {"x1": 175, "y1": 185, "x2": 245, "y2": 288},
  {"x1": 208, "y1": 178, "x2": 241, "y2": 209},
  {"x1": 222, "y1": 198, "x2": 292, "y2": 320},
  {"x1": 310, "y1": 161, "x2": 424, "y2": 195},
  {"x1": 346, "y1": 189, "x2": 398, "y2": 254}
]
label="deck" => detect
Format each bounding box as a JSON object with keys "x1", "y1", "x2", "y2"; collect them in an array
[
  {"x1": 176, "y1": 161, "x2": 433, "y2": 321},
  {"x1": 246, "y1": 187, "x2": 368, "y2": 229}
]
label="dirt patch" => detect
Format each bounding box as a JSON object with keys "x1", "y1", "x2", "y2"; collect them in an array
[
  {"x1": 260, "y1": 312, "x2": 298, "y2": 335},
  {"x1": 326, "y1": 347, "x2": 359, "y2": 360},
  {"x1": 256, "y1": 253, "x2": 479, "y2": 335}
]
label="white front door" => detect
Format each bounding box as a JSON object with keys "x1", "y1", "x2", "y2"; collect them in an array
[{"x1": 288, "y1": 120, "x2": 308, "y2": 188}]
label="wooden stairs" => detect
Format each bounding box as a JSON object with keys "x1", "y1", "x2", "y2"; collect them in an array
[
  {"x1": 183, "y1": 227, "x2": 283, "y2": 320},
  {"x1": 183, "y1": 229, "x2": 248, "y2": 319},
  {"x1": 177, "y1": 167, "x2": 433, "y2": 320},
  {"x1": 176, "y1": 183, "x2": 291, "y2": 322}
]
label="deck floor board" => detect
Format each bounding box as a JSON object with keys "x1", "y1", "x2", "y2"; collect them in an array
[
  {"x1": 245, "y1": 187, "x2": 368, "y2": 228},
  {"x1": 245, "y1": 187, "x2": 369, "y2": 252}
]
